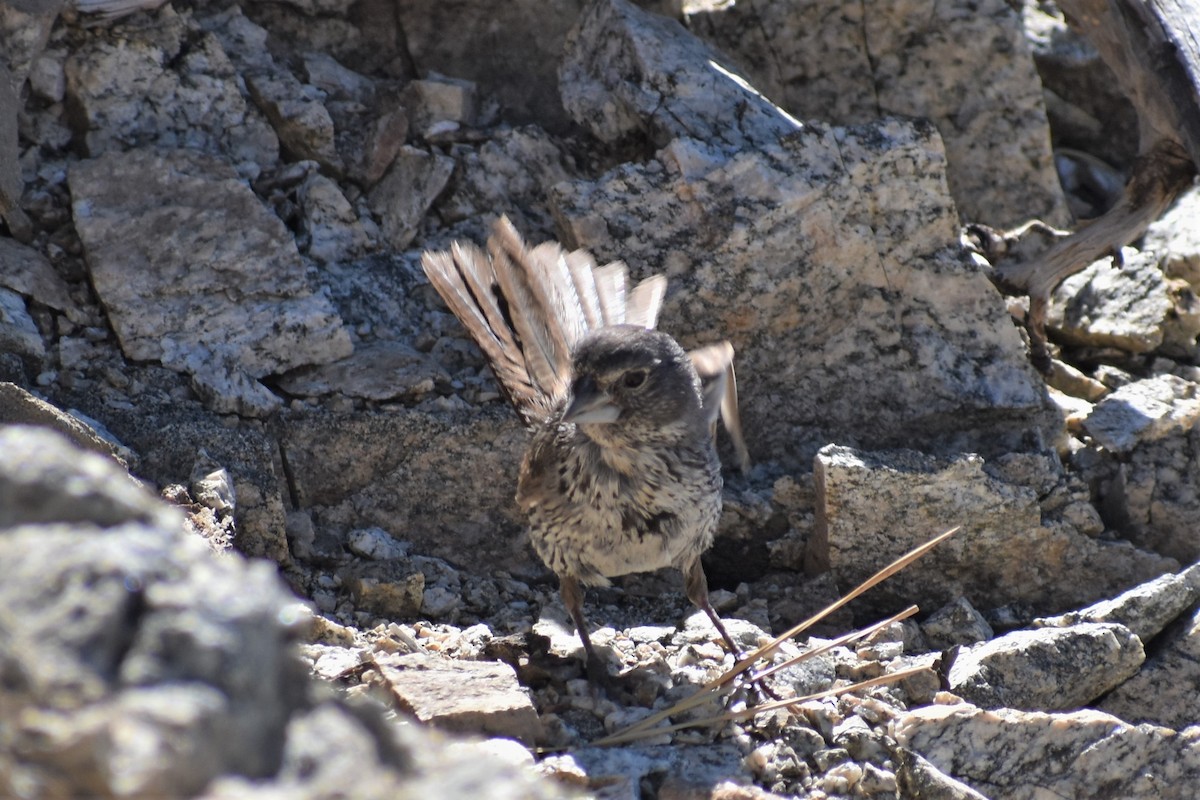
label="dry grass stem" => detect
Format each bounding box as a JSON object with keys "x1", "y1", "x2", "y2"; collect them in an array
[{"x1": 593, "y1": 527, "x2": 961, "y2": 747}]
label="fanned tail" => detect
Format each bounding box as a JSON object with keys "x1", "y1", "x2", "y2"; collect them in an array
[
  {"x1": 423, "y1": 215, "x2": 751, "y2": 468},
  {"x1": 423, "y1": 216, "x2": 657, "y2": 423}
]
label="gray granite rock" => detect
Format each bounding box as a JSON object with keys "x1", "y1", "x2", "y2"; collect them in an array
[
  {"x1": 0, "y1": 287, "x2": 45, "y2": 361},
  {"x1": 435, "y1": 125, "x2": 572, "y2": 242},
  {"x1": 687, "y1": 0, "x2": 1069, "y2": 229},
  {"x1": 1099, "y1": 601, "x2": 1200, "y2": 731},
  {"x1": 1145, "y1": 186, "x2": 1200, "y2": 293},
  {"x1": 64, "y1": 6, "x2": 279, "y2": 177},
  {"x1": 69, "y1": 148, "x2": 352, "y2": 417},
  {"x1": 0, "y1": 381, "x2": 133, "y2": 464},
  {"x1": 0, "y1": 236, "x2": 78, "y2": 319},
  {"x1": 555, "y1": 0, "x2": 1059, "y2": 470},
  {"x1": 0, "y1": 424, "x2": 569, "y2": 799},
  {"x1": 894, "y1": 749, "x2": 991, "y2": 800},
  {"x1": 894, "y1": 702, "x2": 1200, "y2": 800},
  {"x1": 297, "y1": 172, "x2": 371, "y2": 264},
  {"x1": 1021, "y1": 1, "x2": 1139, "y2": 171},
  {"x1": 367, "y1": 145, "x2": 455, "y2": 250},
  {"x1": 1084, "y1": 375, "x2": 1200, "y2": 454},
  {"x1": 280, "y1": 406, "x2": 529, "y2": 574},
  {"x1": 1080, "y1": 375, "x2": 1200, "y2": 562},
  {"x1": 374, "y1": 652, "x2": 543, "y2": 746},
  {"x1": 0, "y1": 63, "x2": 22, "y2": 227},
  {"x1": 948, "y1": 622, "x2": 1144, "y2": 711},
  {"x1": 299, "y1": 52, "x2": 408, "y2": 189},
  {"x1": 1035, "y1": 563, "x2": 1200, "y2": 644},
  {"x1": 812, "y1": 445, "x2": 1176, "y2": 618},
  {"x1": 1106, "y1": 425, "x2": 1200, "y2": 563},
  {"x1": 921, "y1": 597, "x2": 995, "y2": 651},
  {"x1": 0, "y1": 0, "x2": 65, "y2": 86},
  {"x1": 0, "y1": 425, "x2": 306, "y2": 795},
  {"x1": 1047, "y1": 248, "x2": 1200, "y2": 356},
  {"x1": 276, "y1": 340, "x2": 446, "y2": 401}
]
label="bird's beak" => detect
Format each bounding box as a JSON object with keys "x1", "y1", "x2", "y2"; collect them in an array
[{"x1": 563, "y1": 381, "x2": 620, "y2": 424}]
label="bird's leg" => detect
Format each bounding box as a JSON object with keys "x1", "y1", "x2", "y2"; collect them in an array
[
  {"x1": 683, "y1": 557, "x2": 778, "y2": 700},
  {"x1": 560, "y1": 574, "x2": 612, "y2": 686},
  {"x1": 682, "y1": 556, "x2": 742, "y2": 657}
]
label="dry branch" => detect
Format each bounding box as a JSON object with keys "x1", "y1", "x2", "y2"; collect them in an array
[{"x1": 990, "y1": 0, "x2": 1200, "y2": 370}]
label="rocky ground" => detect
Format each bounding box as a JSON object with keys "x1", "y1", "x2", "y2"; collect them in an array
[{"x1": 3, "y1": 0, "x2": 1200, "y2": 798}]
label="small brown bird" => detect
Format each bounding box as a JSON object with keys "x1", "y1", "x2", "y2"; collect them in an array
[{"x1": 422, "y1": 217, "x2": 750, "y2": 680}]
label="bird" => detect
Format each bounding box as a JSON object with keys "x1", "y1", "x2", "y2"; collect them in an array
[{"x1": 422, "y1": 216, "x2": 750, "y2": 682}]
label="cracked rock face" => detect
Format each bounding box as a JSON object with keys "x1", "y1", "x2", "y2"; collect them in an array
[{"x1": 68, "y1": 148, "x2": 353, "y2": 416}]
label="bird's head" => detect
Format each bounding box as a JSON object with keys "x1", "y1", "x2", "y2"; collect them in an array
[{"x1": 562, "y1": 326, "x2": 704, "y2": 439}]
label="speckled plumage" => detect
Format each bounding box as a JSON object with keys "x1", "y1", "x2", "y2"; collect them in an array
[
  {"x1": 422, "y1": 218, "x2": 748, "y2": 679},
  {"x1": 518, "y1": 327, "x2": 723, "y2": 588}
]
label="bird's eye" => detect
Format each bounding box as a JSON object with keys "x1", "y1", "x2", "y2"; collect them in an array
[{"x1": 623, "y1": 369, "x2": 648, "y2": 389}]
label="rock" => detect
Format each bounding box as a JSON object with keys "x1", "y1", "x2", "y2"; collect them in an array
[
  {"x1": 920, "y1": 597, "x2": 994, "y2": 651},
  {"x1": 0, "y1": 236, "x2": 78, "y2": 320},
  {"x1": 404, "y1": 73, "x2": 478, "y2": 138},
  {"x1": 0, "y1": 287, "x2": 45, "y2": 361},
  {"x1": 559, "y1": 743, "x2": 753, "y2": 798},
  {"x1": 811, "y1": 445, "x2": 1176, "y2": 618},
  {"x1": 0, "y1": 381, "x2": 133, "y2": 464},
  {"x1": 555, "y1": 0, "x2": 1058, "y2": 469},
  {"x1": 0, "y1": 0, "x2": 65, "y2": 86},
  {"x1": 0, "y1": 424, "x2": 168, "y2": 528},
  {"x1": 396, "y1": 0, "x2": 583, "y2": 131},
  {"x1": 200, "y1": 701, "x2": 569, "y2": 800},
  {"x1": 1086, "y1": 378, "x2": 1200, "y2": 562},
  {"x1": 1034, "y1": 563, "x2": 1200, "y2": 644},
  {"x1": 344, "y1": 563, "x2": 426, "y2": 617},
  {"x1": 0, "y1": 425, "x2": 307, "y2": 795},
  {"x1": 280, "y1": 406, "x2": 529, "y2": 574},
  {"x1": 68, "y1": 148, "x2": 352, "y2": 417},
  {"x1": 367, "y1": 146, "x2": 456, "y2": 250},
  {"x1": 1099, "y1": 602, "x2": 1200, "y2": 730},
  {"x1": 275, "y1": 340, "x2": 447, "y2": 401},
  {"x1": 299, "y1": 52, "x2": 409, "y2": 189},
  {"x1": 346, "y1": 526, "x2": 410, "y2": 560},
  {"x1": 297, "y1": 172, "x2": 370, "y2": 264},
  {"x1": 435, "y1": 125, "x2": 572, "y2": 240},
  {"x1": 1145, "y1": 186, "x2": 1200, "y2": 292},
  {"x1": 894, "y1": 702, "x2": 1200, "y2": 799},
  {"x1": 55, "y1": 392, "x2": 292, "y2": 563},
  {"x1": 893, "y1": 749, "x2": 991, "y2": 800},
  {"x1": 73, "y1": 0, "x2": 169, "y2": 19},
  {"x1": 687, "y1": 0, "x2": 1068, "y2": 229},
  {"x1": 1047, "y1": 247, "x2": 1200, "y2": 356},
  {"x1": 373, "y1": 652, "x2": 543, "y2": 746},
  {"x1": 1083, "y1": 375, "x2": 1200, "y2": 454},
  {"x1": 2, "y1": 424, "x2": 570, "y2": 798},
  {"x1": 947, "y1": 622, "x2": 1144, "y2": 710},
  {"x1": 1079, "y1": 375, "x2": 1200, "y2": 562},
  {"x1": 64, "y1": 6, "x2": 279, "y2": 177},
  {"x1": 205, "y1": 8, "x2": 344, "y2": 176},
  {"x1": 0, "y1": 63, "x2": 22, "y2": 225},
  {"x1": 244, "y1": 69, "x2": 340, "y2": 172}
]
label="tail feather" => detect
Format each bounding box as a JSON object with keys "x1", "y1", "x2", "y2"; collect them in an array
[
  {"x1": 593, "y1": 262, "x2": 628, "y2": 326},
  {"x1": 566, "y1": 250, "x2": 604, "y2": 330},
  {"x1": 487, "y1": 220, "x2": 574, "y2": 405},
  {"x1": 422, "y1": 246, "x2": 544, "y2": 412},
  {"x1": 626, "y1": 274, "x2": 667, "y2": 330}
]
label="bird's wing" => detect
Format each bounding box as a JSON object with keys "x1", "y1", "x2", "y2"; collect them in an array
[{"x1": 688, "y1": 341, "x2": 751, "y2": 472}]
